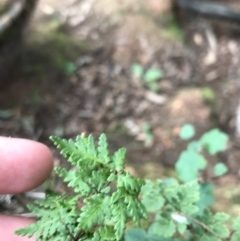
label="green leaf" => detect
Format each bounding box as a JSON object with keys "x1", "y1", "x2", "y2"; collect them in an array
[
  {"x1": 125, "y1": 228, "x2": 148, "y2": 241},
  {"x1": 200, "y1": 129, "x2": 229, "y2": 155},
  {"x1": 144, "y1": 69, "x2": 163, "y2": 82},
  {"x1": 180, "y1": 124, "x2": 195, "y2": 140},
  {"x1": 232, "y1": 216, "x2": 240, "y2": 230},
  {"x1": 187, "y1": 141, "x2": 202, "y2": 152},
  {"x1": 141, "y1": 180, "x2": 165, "y2": 212},
  {"x1": 94, "y1": 226, "x2": 116, "y2": 241},
  {"x1": 64, "y1": 62, "x2": 77, "y2": 75},
  {"x1": 177, "y1": 181, "x2": 200, "y2": 215},
  {"x1": 196, "y1": 210, "x2": 230, "y2": 240},
  {"x1": 213, "y1": 162, "x2": 228, "y2": 176},
  {"x1": 98, "y1": 133, "x2": 111, "y2": 163},
  {"x1": 176, "y1": 222, "x2": 187, "y2": 235},
  {"x1": 112, "y1": 148, "x2": 126, "y2": 171},
  {"x1": 175, "y1": 150, "x2": 207, "y2": 182},
  {"x1": 149, "y1": 217, "x2": 176, "y2": 238},
  {"x1": 124, "y1": 194, "x2": 148, "y2": 224},
  {"x1": 231, "y1": 217, "x2": 240, "y2": 241},
  {"x1": 87, "y1": 134, "x2": 97, "y2": 157},
  {"x1": 131, "y1": 64, "x2": 144, "y2": 78},
  {"x1": 78, "y1": 195, "x2": 110, "y2": 230},
  {"x1": 112, "y1": 202, "x2": 127, "y2": 240},
  {"x1": 16, "y1": 195, "x2": 80, "y2": 241},
  {"x1": 197, "y1": 182, "x2": 215, "y2": 213},
  {"x1": 118, "y1": 173, "x2": 144, "y2": 194}
]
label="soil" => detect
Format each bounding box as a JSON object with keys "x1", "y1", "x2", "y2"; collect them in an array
[{"x1": 1, "y1": 0, "x2": 240, "y2": 214}]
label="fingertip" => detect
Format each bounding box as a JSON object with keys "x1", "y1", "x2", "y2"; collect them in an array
[
  {"x1": 0, "y1": 215, "x2": 35, "y2": 241},
  {"x1": 0, "y1": 137, "x2": 53, "y2": 194}
]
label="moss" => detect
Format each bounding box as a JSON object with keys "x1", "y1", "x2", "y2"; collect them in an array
[{"x1": 19, "y1": 30, "x2": 89, "y2": 78}]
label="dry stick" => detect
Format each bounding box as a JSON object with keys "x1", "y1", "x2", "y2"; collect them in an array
[{"x1": 179, "y1": 212, "x2": 221, "y2": 238}]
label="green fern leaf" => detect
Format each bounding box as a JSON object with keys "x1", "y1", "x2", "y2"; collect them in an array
[
  {"x1": 16, "y1": 133, "x2": 147, "y2": 241},
  {"x1": 98, "y1": 133, "x2": 111, "y2": 163},
  {"x1": 117, "y1": 173, "x2": 144, "y2": 194},
  {"x1": 87, "y1": 134, "x2": 97, "y2": 157},
  {"x1": 112, "y1": 148, "x2": 126, "y2": 171},
  {"x1": 112, "y1": 202, "x2": 127, "y2": 240},
  {"x1": 94, "y1": 226, "x2": 116, "y2": 241},
  {"x1": 78, "y1": 195, "x2": 111, "y2": 230},
  {"x1": 124, "y1": 194, "x2": 148, "y2": 224}
]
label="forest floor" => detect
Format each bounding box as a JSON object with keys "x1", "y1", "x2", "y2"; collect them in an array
[{"x1": 2, "y1": 0, "x2": 240, "y2": 215}]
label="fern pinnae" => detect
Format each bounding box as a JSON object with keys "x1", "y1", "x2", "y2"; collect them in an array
[{"x1": 16, "y1": 133, "x2": 147, "y2": 241}]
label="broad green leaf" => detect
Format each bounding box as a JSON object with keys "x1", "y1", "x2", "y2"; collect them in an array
[
  {"x1": 176, "y1": 222, "x2": 187, "y2": 235},
  {"x1": 180, "y1": 124, "x2": 195, "y2": 140},
  {"x1": 178, "y1": 181, "x2": 200, "y2": 215},
  {"x1": 144, "y1": 68, "x2": 163, "y2": 82},
  {"x1": 213, "y1": 162, "x2": 228, "y2": 176},
  {"x1": 175, "y1": 150, "x2": 207, "y2": 182},
  {"x1": 141, "y1": 180, "x2": 165, "y2": 212},
  {"x1": 198, "y1": 233, "x2": 220, "y2": 241},
  {"x1": 209, "y1": 213, "x2": 230, "y2": 238},
  {"x1": 200, "y1": 129, "x2": 229, "y2": 155},
  {"x1": 125, "y1": 228, "x2": 148, "y2": 241},
  {"x1": 149, "y1": 217, "x2": 176, "y2": 238},
  {"x1": 232, "y1": 216, "x2": 240, "y2": 230},
  {"x1": 231, "y1": 217, "x2": 240, "y2": 241},
  {"x1": 196, "y1": 210, "x2": 230, "y2": 240},
  {"x1": 64, "y1": 62, "x2": 77, "y2": 75},
  {"x1": 187, "y1": 141, "x2": 202, "y2": 152},
  {"x1": 197, "y1": 183, "x2": 215, "y2": 214},
  {"x1": 131, "y1": 64, "x2": 143, "y2": 78},
  {"x1": 125, "y1": 228, "x2": 175, "y2": 241},
  {"x1": 163, "y1": 178, "x2": 178, "y2": 186}
]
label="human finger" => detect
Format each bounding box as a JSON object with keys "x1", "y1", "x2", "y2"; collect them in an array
[
  {"x1": 0, "y1": 137, "x2": 53, "y2": 194},
  {"x1": 0, "y1": 215, "x2": 35, "y2": 241}
]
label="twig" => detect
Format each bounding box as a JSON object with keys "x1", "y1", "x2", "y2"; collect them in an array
[{"x1": 179, "y1": 212, "x2": 221, "y2": 238}]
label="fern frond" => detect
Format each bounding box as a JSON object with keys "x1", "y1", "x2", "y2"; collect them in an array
[
  {"x1": 16, "y1": 133, "x2": 147, "y2": 241},
  {"x1": 97, "y1": 133, "x2": 110, "y2": 163}
]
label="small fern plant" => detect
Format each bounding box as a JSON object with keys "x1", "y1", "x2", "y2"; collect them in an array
[{"x1": 15, "y1": 133, "x2": 147, "y2": 241}]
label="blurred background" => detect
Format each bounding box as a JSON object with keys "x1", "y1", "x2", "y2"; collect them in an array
[{"x1": 1, "y1": 0, "x2": 240, "y2": 215}]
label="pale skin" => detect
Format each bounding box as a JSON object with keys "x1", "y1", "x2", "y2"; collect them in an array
[{"x1": 0, "y1": 137, "x2": 53, "y2": 240}]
